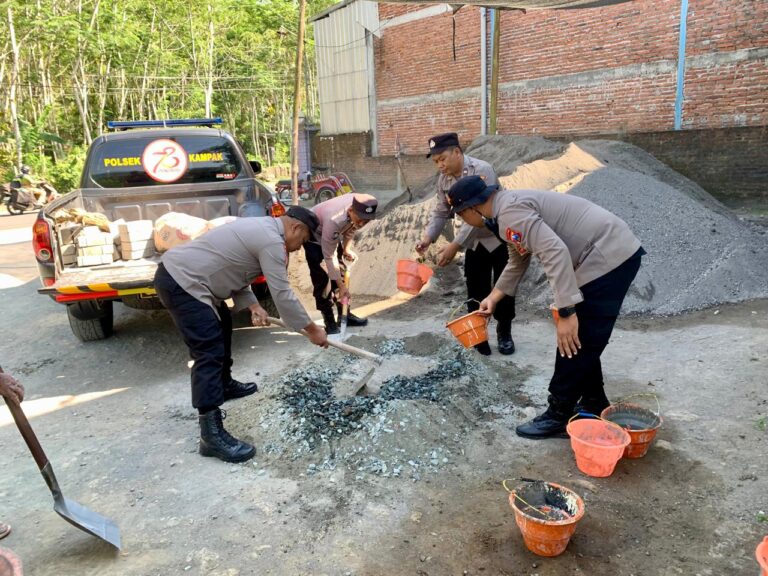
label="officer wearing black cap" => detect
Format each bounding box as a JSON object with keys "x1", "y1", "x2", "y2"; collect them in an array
[
  {"x1": 155, "y1": 208, "x2": 328, "y2": 463},
  {"x1": 447, "y1": 175, "x2": 645, "y2": 439},
  {"x1": 416, "y1": 132, "x2": 516, "y2": 356},
  {"x1": 306, "y1": 193, "x2": 379, "y2": 334}
]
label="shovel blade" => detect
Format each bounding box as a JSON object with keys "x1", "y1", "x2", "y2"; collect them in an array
[
  {"x1": 42, "y1": 463, "x2": 121, "y2": 549},
  {"x1": 53, "y1": 496, "x2": 122, "y2": 549}
]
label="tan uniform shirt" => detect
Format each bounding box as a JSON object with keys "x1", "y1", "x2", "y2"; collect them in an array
[
  {"x1": 161, "y1": 217, "x2": 311, "y2": 331},
  {"x1": 311, "y1": 195, "x2": 358, "y2": 282},
  {"x1": 492, "y1": 190, "x2": 642, "y2": 309},
  {"x1": 427, "y1": 155, "x2": 500, "y2": 252}
]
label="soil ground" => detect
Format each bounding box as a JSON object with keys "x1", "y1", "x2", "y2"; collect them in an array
[{"x1": 1, "y1": 210, "x2": 766, "y2": 575}]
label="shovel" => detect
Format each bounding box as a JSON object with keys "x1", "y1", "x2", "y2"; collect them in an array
[
  {"x1": 337, "y1": 264, "x2": 352, "y2": 340},
  {"x1": 266, "y1": 317, "x2": 382, "y2": 397},
  {"x1": 0, "y1": 367, "x2": 121, "y2": 550}
]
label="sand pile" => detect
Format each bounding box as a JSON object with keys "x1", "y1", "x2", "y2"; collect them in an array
[{"x1": 344, "y1": 136, "x2": 768, "y2": 315}]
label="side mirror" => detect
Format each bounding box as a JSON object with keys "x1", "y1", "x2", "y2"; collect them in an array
[{"x1": 249, "y1": 160, "x2": 262, "y2": 175}]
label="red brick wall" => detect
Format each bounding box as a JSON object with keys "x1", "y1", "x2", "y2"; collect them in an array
[{"x1": 374, "y1": 0, "x2": 768, "y2": 151}]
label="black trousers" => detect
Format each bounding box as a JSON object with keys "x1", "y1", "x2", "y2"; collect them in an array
[
  {"x1": 304, "y1": 242, "x2": 344, "y2": 313},
  {"x1": 548, "y1": 249, "x2": 644, "y2": 407},
  {"x1": 154, "y1": 264, "x2": 234, "y2": 410},
  {"x1": 464, "y1": 243, "x2": 516, "y2": 332}
]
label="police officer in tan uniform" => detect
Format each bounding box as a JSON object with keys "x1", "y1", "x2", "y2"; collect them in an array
[
  {"x1": 416, "y1": 133, "x2": 515, "y2": 355},
  {"x1": 154, "y1": 206, "x2": 328, "y2": 462},
  {"x1": 306, "y1": 193, "x2": 378, "y2": 334},
  {"x1": 447, "y1": 176, "x2": 645, "y2": 439}
]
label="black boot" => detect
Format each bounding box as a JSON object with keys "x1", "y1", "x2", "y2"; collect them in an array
[
  {"x1": 223, "y1": 379, "x2": 258, "y2": 401},
  {"x1": 321, "y1": 307, "x2": 339, "y2": 334},
  {"x1": 474, "y1": 341, "x2": 492, "y2": 356},
  {"x1": 496, "y1": 323, "x2": 515, "y2": 355},
  {"x1": 198, "y1": 408, "x2": 256, "y2": 463},
  {"x1": 516, "y1": 396, "x2": 573, "y2": 439},
  {"x1": 336, "y1": 303, "x2": 369, "y2": 327}
]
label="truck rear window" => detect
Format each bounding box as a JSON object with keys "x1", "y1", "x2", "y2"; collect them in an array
[{"x1": 87, "y1": 135, "x2": 242, "y2": 188}]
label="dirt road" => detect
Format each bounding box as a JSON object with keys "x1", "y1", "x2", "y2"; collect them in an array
[{"x1": 0, "y1": 216, "x2": 766, "y2": 575}]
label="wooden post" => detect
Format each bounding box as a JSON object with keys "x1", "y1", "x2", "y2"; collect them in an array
[
  {"x1": 489, "y1": 9, "x2": 501, "y2": 135},
  {"x1": 291, "y1": 0, "x2": 308, "y2": 206}
]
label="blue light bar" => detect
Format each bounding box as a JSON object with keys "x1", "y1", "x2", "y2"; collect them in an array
[{"x1": 107, "y1": 118, "x2": 223, "y2": 130}]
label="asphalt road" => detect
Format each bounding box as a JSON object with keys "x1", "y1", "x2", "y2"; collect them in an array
[{"x1": 0, "y1": 211, "x2": 37, "y2": 288}]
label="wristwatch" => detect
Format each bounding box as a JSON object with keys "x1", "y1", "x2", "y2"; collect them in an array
[{"x1": 557, "y1": 306, "x2": 577, "y2": 318}]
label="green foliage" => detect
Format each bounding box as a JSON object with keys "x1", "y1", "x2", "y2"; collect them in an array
[
  {"x1": 757, "y1": 417, "x2": 767, "y2": 432},
  {"x1": 757, "y1": 510, "x2": 768, "y2": 523},
  {"x1": 47, "y1": 146, "x2": 87, "y2": 194}
]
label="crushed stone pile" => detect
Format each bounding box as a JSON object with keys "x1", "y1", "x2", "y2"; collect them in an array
[
  {"x1": 229, "y1": 335, "x2": 526, "y2": 481},
  {"x1": 347, "y1": 136, "x2": 768, "y2": 315}
]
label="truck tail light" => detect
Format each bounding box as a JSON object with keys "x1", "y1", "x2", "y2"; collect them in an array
[{"x1": 32, "y1": 218, "x2": 54, "y2": 263}]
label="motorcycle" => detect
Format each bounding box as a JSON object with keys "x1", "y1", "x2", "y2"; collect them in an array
[
  {"x1": 4, "y1": 178, "x2": 58, "y2": 215},
  {"x1": 274, "y1": 171, "x2": 357, "y2": 205}
]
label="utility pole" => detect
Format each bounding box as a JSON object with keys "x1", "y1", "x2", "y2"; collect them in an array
[
  {"x1": 291, "y1": 0, "x2": 308, "y2": 206},
  {"x1": 489, "y1": 9, "x2": 500, "y2": 135}
]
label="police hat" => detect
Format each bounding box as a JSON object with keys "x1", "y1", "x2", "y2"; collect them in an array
[
  {"x1": 351, "y1": 193, "x2": 378, "y2": 220},
  {"x1": 446, "y1": 175, "x2": 499, "y2": 214},
  {"x1": 286, "y1": 205, "x2": 319, "y2": 235},
  {"x1": 426, "y1": 132, "x2": 461, "y2": 158}
]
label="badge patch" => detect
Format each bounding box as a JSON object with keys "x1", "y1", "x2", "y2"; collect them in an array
[{"x1": 505, "y1": 228, "x2": 527, "y2": 255}]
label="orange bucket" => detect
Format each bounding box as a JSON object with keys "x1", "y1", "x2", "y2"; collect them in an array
[
  {"x1": 507, "y1": 481, "x2": 585, "y2": 557},
  {"x1": 396, "y1": 259, "x2": 433, "y2": 295},
  {"x1": 601, "y1": 402, "x2": 662, "y2": 459},
  {"x1": 567, "y1": 416, "x2": 631, "y2": 477},
  {"x1": 757, "y1": 536, "x2": 768, "y2": 576},
  {"x1": 445, "y1": 311, "x2": 489, "y2": 348}
]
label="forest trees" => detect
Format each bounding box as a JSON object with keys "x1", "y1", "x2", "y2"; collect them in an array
[{"x1": 0, "y1": 0, "x2": 331, "y2": 188}]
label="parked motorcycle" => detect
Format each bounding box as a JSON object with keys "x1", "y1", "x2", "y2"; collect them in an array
[
  {"x1": 274, "y1": 171, "x2": 357, "y2": 205},
  {"x1": 4, "y1": 176, "x2": 59, "y2": 215}
]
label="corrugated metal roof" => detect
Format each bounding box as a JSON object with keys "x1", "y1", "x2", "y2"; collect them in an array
[{"x1": 367, "y1": 0, "x2": 631, "y2": 8}]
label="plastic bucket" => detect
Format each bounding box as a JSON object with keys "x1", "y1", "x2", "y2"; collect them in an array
[
  {"x1": 757, "y1": 536, "x2": 768, "y2": 576},
  {"x1": 396, "y1": 259, "x2": 433, "y2": 295},
  {"x1": 508, "y1": 481, "x2": 585, "y2": 557},
  {"x1": 567, "y1": 417, "x2": 631, "y2": 477},
  {"x1": 601, "y1": 403, "x2": 663, "y2": 459},
  {"x1": 445, "y1": 311, "x2": 489, "y2": 348}
]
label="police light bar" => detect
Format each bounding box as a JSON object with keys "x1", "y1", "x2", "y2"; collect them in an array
[{"x1": 107, "y1": 118, "x2": 223, "y2": 130}]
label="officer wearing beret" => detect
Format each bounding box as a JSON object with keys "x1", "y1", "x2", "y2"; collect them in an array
[
  {"x1": 416, "y1": 132, "x2": 516, "y2": 356},
  {"x1": 306, "y1": 193, "x2": 379, "y2": 334},
  {"x1": 447, "y1": 176, "x2": 645, "y2": 439},
  {"x1": 155, "y1": 206, "x2": 328, "y2": 462}
]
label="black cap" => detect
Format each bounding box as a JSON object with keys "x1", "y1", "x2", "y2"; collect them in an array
[
  {"x1": 426, "y1": 132, "x2": 460, "y2": 158},
  {"x1": 446, "y1": 176, "x2": 499, "y2": 214},
  {"x1": 351, "y1": 193, "x2": 378, "y2": 220},
  {"x1": 286, "y1": 205, "x2": 319, "y2": 235}
]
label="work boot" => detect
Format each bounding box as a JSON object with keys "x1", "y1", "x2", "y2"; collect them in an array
[
  {"x1": 474, "y1": 341, "x2": 492, "y2": 356},
  {"x1": 496, "y1": 320, "x2": 515, "y2": 355},
  {"x1": 198, "y1": 408, "x2": 256, "y2": 463},
  {"x1": 321, "y1": 308, "x2": 339, "y2": 335},
  {"x1": 516, "y1": 396, "x2": 572, "y2": 439},
  {"x1": 223, "y1": 378, "x2": 258, "y2": 402},
  {"x1": 336, "y1": 303, "x2": 369, "y2": 327}
]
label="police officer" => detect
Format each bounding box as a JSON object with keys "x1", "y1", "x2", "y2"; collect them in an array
[
  {"x1": 154, "y1": 206, "x2": 328, "y2": 463},
  {"x1": 416, "y1": 133, "x2": 515, "y2": 356},
  {"x1": 447, "y1": 176, "x2": 645, "y2": 439},
  {"x1": 306, "y1": 193, "x2": 378, "y2": 334}
]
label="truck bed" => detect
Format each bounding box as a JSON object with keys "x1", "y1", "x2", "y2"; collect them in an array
[{"x1": 39, "y1": 255, "x2": 162, "y2": 294}]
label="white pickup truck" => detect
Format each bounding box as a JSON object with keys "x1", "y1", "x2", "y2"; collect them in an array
[{"x1": 32, "y1": 118, "x2": 285, "y2": 341}]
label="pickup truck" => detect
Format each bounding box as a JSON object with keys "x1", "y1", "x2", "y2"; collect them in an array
[{"x1": 32, "y1": 118, "x2": 285, "y2": 341}]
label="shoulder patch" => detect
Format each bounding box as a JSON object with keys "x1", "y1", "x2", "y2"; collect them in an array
[{"x1": 505, "y1": 228, "x2": 527, "y2": 255}]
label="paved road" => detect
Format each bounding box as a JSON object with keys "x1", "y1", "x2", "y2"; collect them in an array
[{"x1": 0, "y1": 211, "x2": 37, "y2": 288}]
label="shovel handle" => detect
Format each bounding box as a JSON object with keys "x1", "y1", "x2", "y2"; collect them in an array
[
  {"x1": 266, "y1": 317, "x2": 383, "y2": 365},
  {"x1": 0, "y1": 366, "x2": 49, "y2": 471}
]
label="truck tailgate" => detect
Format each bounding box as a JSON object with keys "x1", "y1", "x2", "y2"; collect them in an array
[{"x1": 39, "y1": 256, "x2": 161, "y2": 296}]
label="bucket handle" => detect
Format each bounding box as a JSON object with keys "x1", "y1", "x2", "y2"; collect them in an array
[
  {"x1": 568, "y1": 411, "x2": 629, "y2": 435},
  {"x1": 448, "y1": 299, "x2": 491, "y2": 323},
  {"x1": 502, "y1": 479, "x2": 560, "y2": 521},
  {"x1": 615, "y1": 392, "x2": 661, "y2": 417}
]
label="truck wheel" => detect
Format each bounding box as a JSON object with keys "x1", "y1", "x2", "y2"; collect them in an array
[
  {"x1": 67, "y1": 300, "x2": 114, "y2": 341},
  {"x1": 122, "y1": 295, "x2": 165, "y2": 310},
  {"x1": 252, "y1": 283, "x2": 279, "y2": 318},
  {"x1": 314, "y1": 186, "x2": 336, "y2": 205}
]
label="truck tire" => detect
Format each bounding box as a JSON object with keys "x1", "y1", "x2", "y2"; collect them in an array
[
  {"x1": 122, "y1": 294, "x2": 165, "y2": 310},
  {"x1": 67, "y1": 300, "x2": 114, "y2": 341},
  {"x1": 252, "y1": 283, "x2": 279, "y2": 318},
  {"x1": 314, "y1": 186, "x2": 336, "y2": 205}
]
